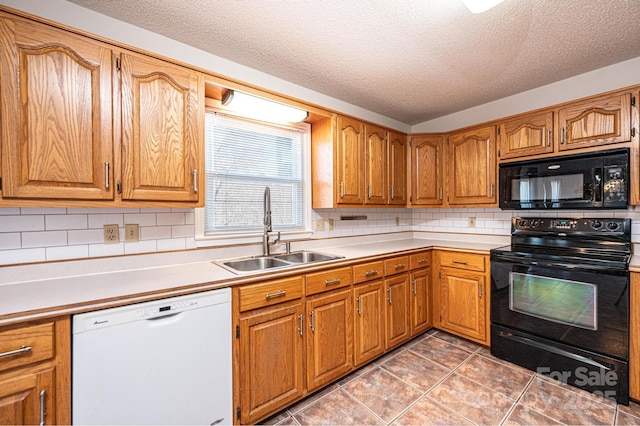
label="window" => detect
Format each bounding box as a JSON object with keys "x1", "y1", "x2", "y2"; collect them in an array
[{"x1": 200, "y1": 112, "x2": 309, "y2": 239}]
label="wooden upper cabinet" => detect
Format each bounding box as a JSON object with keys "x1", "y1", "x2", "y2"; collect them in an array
[
  {"x1": 558, "y1": 92, "x2": 633, "y2": 151},
  {"x1": 447, "y1": 126, "x2": 497, "y2": 206},
  {"x1": 498, "y1": 110, "x2": 554, "y2": 160},
  {"x1": 410, "y1": 135, "x2": 444, "y2": 206},
  {"x1": 388, "y1": 131, "x2": 407, "y2": 205},
  {"x1": 120, "y1": 52, "x2": 203, "y2": 202},
  {"x1": 364, "y1": 124, "x2": 387, "y2": 205},
  {"x1": 335, "y1": 115, "x2": 365, "y2": 205},
  {"x1": 0, "y1": 17, "x2": 114, "y2": 200}
]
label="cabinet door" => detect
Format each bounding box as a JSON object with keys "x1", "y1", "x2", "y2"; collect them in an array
[
  {"x1": 384, "y1": 274, "x2": 410, "y2": 349},
  {"x1": 0, "y1": 17, "x2": 114, "y2": 200},
  {"x1": 410, "y1": 268, "x2": 432, "y2": 336},
  {"x1": 630, "y1": 273, "x2": 640, "y2": 401},
  {"x1": 335, "y1": 115, "x2": 364, "y2": 205},
  {"x1": 447, "y1": 126, "x2": 496, "y2": 206},
  {"x1": 439, "y1": 268, "x2": 487, "y2": 343},
  {"x1": 364, "y1": 124, "x2": 387, "y2": 205},
  {"x1": 238, "y1": 302, "x2": 304, "y2": 424},
  {"x1": 306, "y1": 289, "x2": 353, "y2": 391},
  {"x1": 353, "y1": 281, "x2": 385, "y2": 367},
  {"x1": 0, "y1": 367, "x2": 55, "y2": 425},
  {"x1": 120, "y1": 52, "x2": 203, "y2": 202},
  {"x1": 410, "y1": 135, "x2": 444, "y2": 206},
  {"x1": 388, "y1": 131, "x2": 407, "y2": 205},
  {"x1": 558, "y1": 92, "x2": 632, "y2": 151},
  {"x1": 498, "y1": 110, "x2": 554, "y2": 160}
]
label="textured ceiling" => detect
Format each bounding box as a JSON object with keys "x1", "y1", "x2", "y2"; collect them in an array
[{"x1": 67, "y1": 0, "x2": 640, "y2": 125}]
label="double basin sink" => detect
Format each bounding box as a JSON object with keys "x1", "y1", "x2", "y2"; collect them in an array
[{"x1": 216, "y1": 251, "x2": 344, "y2": 274}]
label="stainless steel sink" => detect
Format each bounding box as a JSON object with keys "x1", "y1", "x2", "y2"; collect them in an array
[
  {"x1": 273, "y1": 251, "x2": 341, "y2": 264},
  {"x1": 215, "y1": 251, "x2": 343, "y2": 274}
]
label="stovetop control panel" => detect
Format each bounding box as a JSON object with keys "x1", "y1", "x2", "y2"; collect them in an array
[{"x1": 513, "y1": 217, "x2": 630, "y2": 235}]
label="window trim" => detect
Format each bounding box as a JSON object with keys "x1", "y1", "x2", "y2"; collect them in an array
[{"x1": 195, "y1": 110, "x2": 313, "y2": 247}]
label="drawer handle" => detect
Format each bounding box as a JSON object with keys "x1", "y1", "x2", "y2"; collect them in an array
[
  {"x1": 265, "y1": 290, "x2": 286, "y2": 300},
  {"x1": 0, "y1": 345, "x2": 32, "y2": 358},
  {"x1": 417, "y1": 259, "x2": 427, "y2": 264},
  {"x1": 451, "y1": 260, "x2": 468, "y2": 265},
  {"x1": 365, "y1": 270, "x2": 379, "y2": 277},
  {"x1": 325, "y1": 278, "x2": 341, "y2": 286},
  {"x1": 394, "y1": 263, "x2": 406, "y2": 270}
]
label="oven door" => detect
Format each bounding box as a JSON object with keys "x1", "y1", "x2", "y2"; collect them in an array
[{"x1": 490, "y1": 255, "x2": 629, "y2": 360}]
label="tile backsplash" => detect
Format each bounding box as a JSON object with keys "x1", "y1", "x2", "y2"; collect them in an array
[{"x1": 2, "y1": 206, "x2": 640, "y2": 266}]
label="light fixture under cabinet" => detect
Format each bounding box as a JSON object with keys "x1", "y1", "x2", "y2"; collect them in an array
[{"x1": 221, "y1": 89, "x2": 308, "y2": 124}]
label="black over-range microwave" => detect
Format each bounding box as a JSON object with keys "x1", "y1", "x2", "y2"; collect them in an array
[{"x1": 499, "y1": 148, "x2": 629, "y2": 209}]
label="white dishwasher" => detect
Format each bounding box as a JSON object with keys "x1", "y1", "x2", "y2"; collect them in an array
[{"x1": 72, "y1": 287, "x2": 232, "y2": 425}]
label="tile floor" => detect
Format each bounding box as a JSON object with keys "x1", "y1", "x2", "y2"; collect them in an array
[{"x1": 262, "y1": 330, "x2": 640, "y2": 425}]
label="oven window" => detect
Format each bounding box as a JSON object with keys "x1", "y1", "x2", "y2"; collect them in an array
[
  {"x1": 511, "y1": 174, "x2": 584, "y2": 202},
  {"x1": 509, "y1": 272, "x2": 597, "y2": 330}
]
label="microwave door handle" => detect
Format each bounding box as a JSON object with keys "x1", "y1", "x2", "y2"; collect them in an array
[{"x1": 594, "y1": 168, "x2": 602, "y2": 202}]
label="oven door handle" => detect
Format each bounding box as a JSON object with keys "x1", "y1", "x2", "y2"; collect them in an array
[{"x1": 498, "y1": 331, "x2": 613, "y2": 371}]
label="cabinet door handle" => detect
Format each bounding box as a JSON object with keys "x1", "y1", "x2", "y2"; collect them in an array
[
  {"x1": 0, "y1": 345, "x2": 32, "y2": 358},
  {"x1": 367, "y1": 184, "x2": 371, "y2": 199},
  {"x1": 365, "y1": 270, "x2": 378, "y2": 277},
  {"x1": 561, "y1": 128, "x2": 565, "y2": 144},
  {"x1": 439, "y1": 187, "x2": 443, "y2": 200},
  {"x1": 325, "y1": 278, "x2": 341, "y2": 286},
  {"x1": 387, "y1": 287, "x2": 392, "y2": 304},
  {"x1": 105, "y1": 162, "x2": 110, "y2": 190},
  {"x1": 193, "y1": 169, "x2": 198, "y2": 193},
  {"x1": 265, "y1": 290, "x2": 286, "y2": 300},
  {"x1": 356, "y1": 296, "x2": 362, "y2": 315},
  {"x1": 298, "y1": 314, "x2": 303, "y2": 336},
  {"x1": 412, "y1": 280, "x2": 417, "y2": 294},
  {"x1": 394, "y1": 263, "x2": 406, "y2": 270},
  {"x1": 451, "y1": 260, "x2": 467, "y2": 265},
  {"x1": 39, "y1": 389, "x2": 46, "y2": 426},
  {"x1": 490, "y1": 183, "x2": 494, "y2": 198},
  {"x1": 310, "y1": 311, "x2": 315, "y2": 332},
  {"x1": 478, "y1": 283, "x2": 483, "y2": 298},
  {"x1": 547, "y1": 129, "x2": 551, "y2": 147},
  {"x1": 390, "y1": 186, "x2": 395, "y2": 200},
  {"x1": 339, "y1": 181, "x2": 345, "y2": 198}
]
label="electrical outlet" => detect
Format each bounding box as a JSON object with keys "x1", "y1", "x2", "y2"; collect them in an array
[
  {"x1": 395, "y1": 216, "x2": 400, "y2": 226},
  {"x1": 314, "y1": 219, "x2": 325, "y2": 231},
  {"x1": 103, "y1": 224, "x2": 120, "y2": 244},
  {"x1": 328, "y1": 219, "x2": 334, "y2": 231},
  {"x1": 468, "y1": 217, "x2": 476, "y2": 228},
  {"x1": 125, "y1": 224, "x2": 139, "y2": 242}
]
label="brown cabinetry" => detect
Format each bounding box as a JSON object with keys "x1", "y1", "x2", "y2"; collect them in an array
[
  {"x1": 0, "y1": 13, "x2": 204, "y2": 207},
  {"x1": 384, "y1": 274, "x2": 410, "y2": 349},
  {"x1": 498, "y1": 110, "x2": 554, "y2": 160},
  {"x1": 335, "y1": 115, "x2": 365, "y2": 205},
  {"x1": 409, "y1": 135, "x2": 445, "y2": 206},
  {"x1": 0, "y1": 318, "x2": 70, "y2": 425},
  {"x1": 353, "y1": 281, "x2": 385, "y2": 367},
  {"x1": 364, "y1": 124, "x2": 388, "y2": 205},
  {"x1": 630, "y1": 272, "x2": 640, "y2": 402},
  {"x1": 435, "y1": 251, "x2": 489, "y2": 345},
  {"x1": 409, "y1": 251, "x2": 432, "y2": 336},
  {"x1": 447, "y1": 125, "x2": 497, "y2": 206},
  {"x1": 388, "y1": 131, "x2": 407, "y2": 205}
]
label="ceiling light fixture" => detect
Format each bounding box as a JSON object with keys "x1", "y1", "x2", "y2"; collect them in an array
[
  {"x1": 461, "y1": 0, "x2": 505, "y2": 13},
  {"x1": 221, "y1": 89, "x2": 308, "y2": 124}
]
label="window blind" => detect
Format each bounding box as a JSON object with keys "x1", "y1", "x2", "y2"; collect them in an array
[{"x1": 204, "y1": 112, "x2": 307, "y2": 234}]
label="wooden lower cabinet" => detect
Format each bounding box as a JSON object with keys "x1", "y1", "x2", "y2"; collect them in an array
[
  {"x1": 410, "y1": 267, "x2": 432, "y2": 336},
  {"x1": 630, "y1": 272, "x2": 640, "y2": 402},
  {"x1": 384, "y1": 274, "x2": 411, "y2": 349},
  {"x1": 438, "y1": 267, "x2": 488, "y2": 345},
  {"x1": 0, "y1": 317, "x2": 70, "y2": 425},
  {"x1": 353, "y1": 281, "x2": 385, "y2": 367},
  {"x1": 237, "y1": 301, "x2": 304, "y2": 424},
  {"x1": 306, "y1": 289, "x2": 353, "y2": 391}
]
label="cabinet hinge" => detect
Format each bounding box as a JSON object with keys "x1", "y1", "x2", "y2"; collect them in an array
[
  {"x1": 116, "y1": 180, "x2": 122, "y2": 194},
  {"x1": 115, "y1": 57, "x2": 121, "y2": 71},
  {"x1": 632, "y1": 96, "x2": 636, "y2": 107},
  {"x1": 235, "y1": 325, "x2": 240, "y2": 338},
  {"x1": 409, "y1": 195, "x2": 413, "y2": 203},
  {"x1": 497, "y1": 127, "x2": 501, "y2": 135},
  {"x1": 439, "y1": 314, "x2": 442, "y2": 323},
  {"x1": 497, "y1": 149, "x2": 501, "y2": 157},
  {"x1": 0, "y1": 177, "x2": 2, "y2": 191},
  {"x1": 632, "y1": 127, "x2": 637, "y2": 138},
  {"x1": 236, "y1": 407, "x2": 241, "y2": 420}
]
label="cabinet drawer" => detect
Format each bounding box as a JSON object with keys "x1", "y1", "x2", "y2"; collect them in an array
[
  {"x1": 239, "y1": 277, "x2": 303, "y2": 312},
  {"x1": 353, "y1": 261, "x2": 384, "y2": 284},
  {"x1": 410, "y1": 252, "x2": 431, "y2": 269},
  {"x1": 0, "y1": 322, "x2": 55, "y2": 373},
  {"x1": 439, "y1": 251, "x2": 486, "y2": 272},
  {"x1": 306, "y1": 267, "x2": 352, "y2": 296},
  {"x1": 385, "y1": 256, "x2": 409, "y2": 275}
]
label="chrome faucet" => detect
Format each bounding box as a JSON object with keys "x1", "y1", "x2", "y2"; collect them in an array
[{"x1": 263, "y1": 186, "x2": 280, "y2": 256}]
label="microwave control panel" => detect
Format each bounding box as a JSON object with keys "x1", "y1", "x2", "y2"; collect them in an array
[{"x1": 603, "y1": 166, "x2": 626, "y2": 204}]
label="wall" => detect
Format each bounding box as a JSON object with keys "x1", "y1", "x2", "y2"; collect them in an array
[{"x1": 2, "y1": 207, "x2": 639, "y2": 266}]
